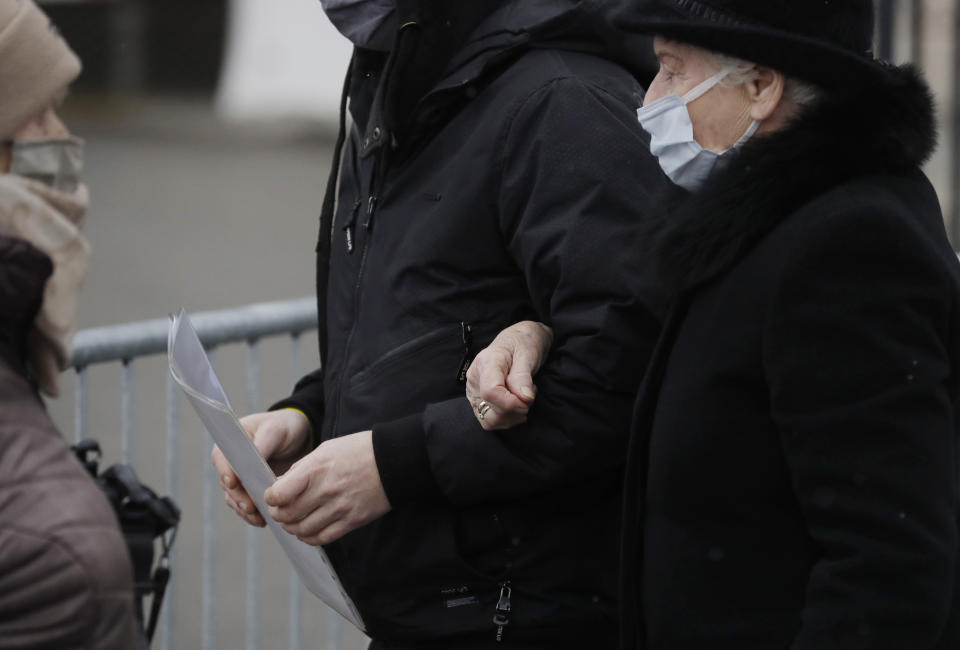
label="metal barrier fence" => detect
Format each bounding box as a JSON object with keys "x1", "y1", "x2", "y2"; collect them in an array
[{"x1": 69, "y1": 297, "x2": 353, "y2": 650}]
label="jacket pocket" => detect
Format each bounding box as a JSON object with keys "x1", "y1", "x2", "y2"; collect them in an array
[
  {"x1": 342, "y1": 322, "x2": 499, "y2": 432},
  {"x1": 348, "y1": 323, "x2": 459, "y2": 390}
]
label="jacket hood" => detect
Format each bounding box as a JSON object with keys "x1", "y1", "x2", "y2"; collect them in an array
[
  {"x1": 650, "y1": 63, "x2": 938, "y2": 293},
  {"x1": 374, "y1": 0, "x2": 653, "y2": 136},
  {"x1": 0, "y1": 235, "x2": 52, "y2": 377},
  {"x1": 437, "y1": 0, "x2": 655, "y2": 91}
]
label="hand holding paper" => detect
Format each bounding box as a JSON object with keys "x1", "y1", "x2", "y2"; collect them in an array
[
  {"x1": 168, "y1": 310, "x2": 365, "y2": 631},
  {"x1": 213, "y1": 409, "x2": 312, "y2": 527},
  {"x1": 265, "y1": 429, "x2": 391, "y2": 546}
]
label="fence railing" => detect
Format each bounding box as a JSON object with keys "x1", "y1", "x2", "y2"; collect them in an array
[{"x1": 69, "y1": 297, "x2": 353, "y2": 650}]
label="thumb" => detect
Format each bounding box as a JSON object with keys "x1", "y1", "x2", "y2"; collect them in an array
[
  {"x1": 264, "y1": 463, "x2": 309, "y2": 507},
  {"x1": 250, "y1": 420, "x2": 290, "y2": 462},
  {"x1": 506, "y1": 348, "x2": 540, "y2": 403}
]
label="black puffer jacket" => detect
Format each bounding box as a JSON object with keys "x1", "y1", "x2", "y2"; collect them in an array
[{"x1": 274, "y1": 0, "x2": 668, "y2": 644}]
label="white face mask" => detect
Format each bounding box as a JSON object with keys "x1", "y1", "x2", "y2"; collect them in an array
[
  {"x1": 636, "y1": 69, "x2": 759, "y2": 191},
  {"x1": 8, "y1": 136, "x2": 84, "y2": 194},
  {"x1": 320, "y1": 0, "x2": 397, "y2": 50}
]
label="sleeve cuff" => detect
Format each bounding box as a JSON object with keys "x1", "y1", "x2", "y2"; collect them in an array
[
  {"x1": 269, "y1": 397, "x2": 321, "y2": 449},
  {"x1": 372, "y1": 412, "x2": 444, "y2": 507}
]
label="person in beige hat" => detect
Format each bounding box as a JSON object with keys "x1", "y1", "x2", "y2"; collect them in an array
[{"x1": 0, "y1": 2, "x2": 141, "y2": 648}]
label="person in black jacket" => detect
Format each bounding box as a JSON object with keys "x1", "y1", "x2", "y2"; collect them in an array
[
  {"x1": 467, "y1": 1, "x2": 960, "y2": 648},
  {"x1": 212, "y1": 1, "x2": 669, "y2": 647}
]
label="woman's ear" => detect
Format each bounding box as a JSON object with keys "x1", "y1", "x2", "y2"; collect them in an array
[{"x1": 746, "y1": 66, "x2": 785, "y2": 122}]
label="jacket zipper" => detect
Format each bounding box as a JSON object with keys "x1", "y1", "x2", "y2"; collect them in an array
[
  {"x1": 343, "y1": 200, "x2": 361, "y2": 253},
  {"x1": 493, "y1": 581, "x2": 512, "y2": 642},
  {"x1": 329, "y1": 193, "x2": 376, "y2": 438},
  {"x1": 325, "y1": 20, "x2": 418, "y2": 438}
]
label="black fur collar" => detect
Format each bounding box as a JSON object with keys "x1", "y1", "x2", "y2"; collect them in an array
[{"x1": 652, "y1": 64, "x2": 937, "y2": 293}]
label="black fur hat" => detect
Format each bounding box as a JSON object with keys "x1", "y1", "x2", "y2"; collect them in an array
[{"x1": 617, "y1": 0, "x2": 886, "y2": 89}]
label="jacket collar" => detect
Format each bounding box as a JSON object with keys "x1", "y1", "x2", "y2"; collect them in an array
[
  {"x1": 360, "y1": 0, "x2": 621, "y2": 154},
  {"x1": 0, "y1": 235, "x2": 52, "y2": 378},
  {"x1": 650, "y1": 63, "x2": 937, "y2": 294}
]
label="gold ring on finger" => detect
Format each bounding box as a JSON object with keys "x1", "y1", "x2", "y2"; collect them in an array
[{"x1": 477, "y1": 400, "x2": 493, "y2": 420}]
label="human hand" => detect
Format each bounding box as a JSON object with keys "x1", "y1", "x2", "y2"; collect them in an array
[
  {"x1": 466, "y1": 320, "x2": 553, "y2": 431},
  {"x1": 212, "y1": 409, "x2": 312, "y2": 527},
  {"x1": 264, "y1": 430, "x2": 391, "y2": 546}
]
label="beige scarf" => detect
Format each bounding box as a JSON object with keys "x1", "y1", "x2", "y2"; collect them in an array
[{"x1": 0, "y1": 174, "x2": 90, "y2": 396}]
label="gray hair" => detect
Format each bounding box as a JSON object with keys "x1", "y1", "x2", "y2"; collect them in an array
[{"x1": 706, "y1": 49, "x2": 822, "y2": 110}]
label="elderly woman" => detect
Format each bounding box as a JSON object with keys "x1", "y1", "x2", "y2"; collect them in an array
[
  {"x1": 467, "y1": 0, "x2": 960, "y2": 648},
  {"x1": 0, "y1": 2, "x2": 139, "y2": 648}
]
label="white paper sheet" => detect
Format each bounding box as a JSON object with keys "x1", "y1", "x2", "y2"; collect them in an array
[{"x1": 168, "y1": 309, "x2": 365, "y2": 632}]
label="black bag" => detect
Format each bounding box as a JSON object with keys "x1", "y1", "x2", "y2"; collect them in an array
[{"x1": 72, "y1": 439, "x2": 180, "y2": 643}]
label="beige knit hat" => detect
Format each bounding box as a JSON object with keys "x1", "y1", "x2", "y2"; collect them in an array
[{"x1": 0, "y1": 0, "x2": 81, "y2": 140}]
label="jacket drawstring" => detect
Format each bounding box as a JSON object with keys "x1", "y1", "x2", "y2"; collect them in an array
[{"x1": 363, "y1": 21, "x2": 421, "y2": 232}]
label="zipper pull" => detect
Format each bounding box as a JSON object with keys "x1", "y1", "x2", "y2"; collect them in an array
[
  {"x1": 493, "y1": 581, "x2": 511, "y2": 642},
  {"x1": 365, "y1": 195, "x2": 378, "y2": 230},
  {"x1": 343, "y1": 200, "x2": 360, "y2": 253},
  {"x1": 457, "y1": 322, "x2": 473, "y2": 383}
]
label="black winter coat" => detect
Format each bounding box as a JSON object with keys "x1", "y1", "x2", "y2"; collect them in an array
[
  {"x1": 275, "y1": 1, "x2": 668, "y2": 645},
  {"x1": 620, "y1": 66, "x2": 960, "y2": 649}
]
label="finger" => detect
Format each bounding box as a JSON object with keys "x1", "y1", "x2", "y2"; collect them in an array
[
  {"x1": 269, "y1": 478, "x2": 325, "y2": 524},
  {"x1": 506, "y1": 346, "x2": 541, "y2": 403},
  {"x1": 211, "y1": 445, "x2": 239, "y2": 490},
  {"x1": 224, "y1": 491, "x2": 243, "y2": 517},
  {"x1": 475, "y1": 400, "x2": 533, "y2": 431},
  {"x1": 505, "y1": 370, "x2": 536, "y2": 404},
  {"x1": 225, "y1": 484, "x2": 255, "y2": 512},
  {"x1": 298, "y1": 519, "x2": 351, "y2": 546},
  {"x1": 224, "y1": 489, "x2": 255, "y2": 518},
  {"x1": 218, "y1": 464, "x2": 254, "y2": 508},
  {"x1": 280, "y1": 500, "x2": 339, "y2": 539},
  {"x1": 483, "y1": 411, "x2": 529, "y2": 432},
  {"x1": 475, "y1": 401, "x2": 497, "y2": 432},
  {"x1": 250, "y1": 418, "x2": 292, "y2": 461},
  {"x1": 476, "y1": 354, "x2": 529, "y2": 413},
  {"x1": 226, "y1": 492, "x2": 266, "y2": 526},
  {"x1": 264, "y1": 462, "x2": 311, "y2": 508}
]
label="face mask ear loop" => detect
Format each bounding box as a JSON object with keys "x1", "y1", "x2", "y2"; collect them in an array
[
  {"x1": 734, "y1": 120, "x2": 761, "y2": 147},
  {"x1": 682, "y1": 68, "x2": 731, "y2": 105}
]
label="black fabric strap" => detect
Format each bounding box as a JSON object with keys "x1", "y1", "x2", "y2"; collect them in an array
[{"x1": 145, "y1": 563, "x2": 170, "y2": 641}]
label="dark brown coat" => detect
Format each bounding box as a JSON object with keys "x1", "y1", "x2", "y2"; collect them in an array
[{"x1": 0, "y1": 235, "x2": 138, "y2": 650}]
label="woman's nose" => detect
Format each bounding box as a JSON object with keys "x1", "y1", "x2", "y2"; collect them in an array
[{"x1": 37, "y1": 107, "x2": 70, "y2": 138}]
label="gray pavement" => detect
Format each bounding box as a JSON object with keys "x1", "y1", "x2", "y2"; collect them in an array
[{"x1": 46, "y1": 94, "x2": 368, "y2": 650}]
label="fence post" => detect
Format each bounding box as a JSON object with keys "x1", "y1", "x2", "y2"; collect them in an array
[
  {"x1": 875, "y1": 0, "x2": 896, "y2": 61},
  {"x1": 289, "y1": 333, "x2": 304, "y2": 650},
  {"x1": 202, "y1": 349, "x2": 219, "y2": 650},
  {"x1": 121, "y1": 359, "x2": 134, "y2": 465},
  {"x1": 74, "y1": 366, "x2": 88, "y2": 442},
  {"x1": 245, "y1": 340, "x2": 262, "y2": 650},
  {"x1": 162, "y1": 369, "x2": 180, "y2": 650}
]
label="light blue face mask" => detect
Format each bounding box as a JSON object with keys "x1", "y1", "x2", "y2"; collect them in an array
[
  {"x1": 320, "y1": 0, "x2": 397, "y2": 50},
  {"x1": 636, "y1": 69, "x2": 760, "y2": 191}
]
